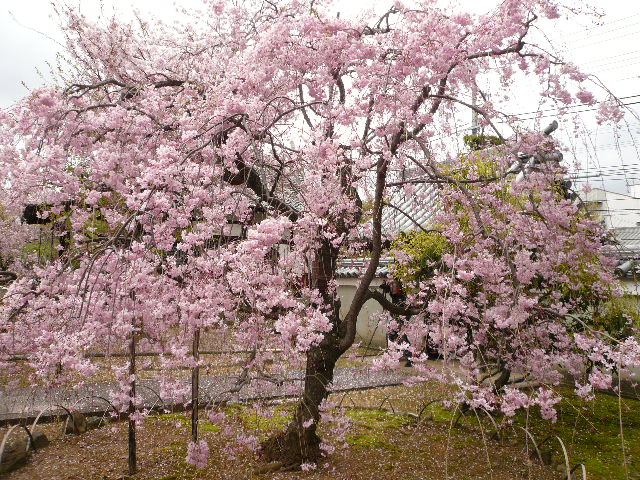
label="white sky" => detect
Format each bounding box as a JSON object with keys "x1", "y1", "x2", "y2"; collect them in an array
[{"x1": 1, "y1": 0, "x2": 640, "y2": 193}]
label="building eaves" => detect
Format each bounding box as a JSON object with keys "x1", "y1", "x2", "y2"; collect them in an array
[{"x1": 336, "y1": 257, "x2": 394, "y2": 278}]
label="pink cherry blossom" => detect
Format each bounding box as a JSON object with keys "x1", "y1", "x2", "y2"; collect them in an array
[{"x1": 0, "y1": 0, "x2": 633, "y2": 470}]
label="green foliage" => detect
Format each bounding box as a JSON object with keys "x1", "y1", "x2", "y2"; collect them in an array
[
  {"x1": 592, "y1": 295, "x2": 640, "y2": 339},
  {"x1": 390, "y1": 230, "x2": 451, "y2": 286},
  {"x1": 440, "y1": 148, "x2": 501, "y2": 181},
  {"x1": 463, "y1": 134, "x2": 504, "y2": 151},
  {"x1": 552, "y1": 258, "x2": 618, "y2": 317},
  {"x1": 359, "y1": 199, "x2": 375, "y2": 225},
  {"x1": 22, "y1": 237, "x2": 58, "y2": 263}
]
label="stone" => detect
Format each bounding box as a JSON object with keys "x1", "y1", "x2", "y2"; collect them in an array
[
  {"x1": 86, "y1": 416, "x2": 107, "y2": 430},
  {"x1": 0, "y1": 437, "x2": 29, "y2": 474},
  {"x1": 29, "y1": 431, "x2": 49, "y2": 450},
  {"x1": 65, "y1": 412, "x2": 87, "y2": 434}
]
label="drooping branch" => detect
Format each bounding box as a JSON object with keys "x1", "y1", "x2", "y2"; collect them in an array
[
  {"x1": 426, "y1": 94, "x2": 506, "y2": 143},
  {"x1": 364, "y1": 289, "x2": 420, "y2": 316},
  {"x1": 331, "y1": 70, "x2": 346, "y2": 105},
  {"x1": 298, "y1": 85, "x2": 315, "y2": 129},
  {"x1": 466, "y1": 14, "x2": 537, "y2": 61},
  {"x1": 361, "y1": 6, "x2": 398, "y2": 36},
  {"x1": 404, "y1": 16, "x2": 536, "y2": 140}
]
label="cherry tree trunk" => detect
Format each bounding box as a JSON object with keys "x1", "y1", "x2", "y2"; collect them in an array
[
  {"x1": 259, "y1": 337, "x2": 342, "y2": 466},
  {"x1": 259, "y1": 240, "x2": 347, "y2": 467}
]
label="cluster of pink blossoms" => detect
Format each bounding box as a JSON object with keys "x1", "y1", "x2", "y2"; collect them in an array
[{"x1": 0, "y1": 0, "x2": 634, "y2": 465}]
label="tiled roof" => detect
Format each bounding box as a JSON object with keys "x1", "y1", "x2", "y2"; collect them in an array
[
  {"x1": 381, "y1": 182, "x2": 439, "y2": 234},
  {"x1": 602, "y1": 228, "x2": 640, "y2": 278},
  {"x1": 335, "y1": 257, "x2": 394, "y2": 278},
  {"x1": 611, "y1": 227, "x2": 640, "y2": 257}
]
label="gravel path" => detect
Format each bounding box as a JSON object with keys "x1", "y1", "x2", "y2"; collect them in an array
[{"x1": 0, "y1": 366, "x2": 407, "y2": 423}]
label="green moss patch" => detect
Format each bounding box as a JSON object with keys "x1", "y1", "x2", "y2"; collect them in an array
[
  {"x1": 510, "y1": 390, "x2": 640, "y2": 479},
  {"x1": 343, "y1": 409, "x2": 413, "y2": 451},
  {"x1": 345, "y1": 408, "x2": 413, "y2": 430}
]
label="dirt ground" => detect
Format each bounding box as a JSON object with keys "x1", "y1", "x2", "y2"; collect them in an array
[{"x1": 2, "y1": 384, "x2": 560, "y2": 480}]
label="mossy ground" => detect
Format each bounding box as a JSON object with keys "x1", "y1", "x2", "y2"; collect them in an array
[
  {"x1": 344, "y1": 409, "x2": 412, "y2": 450},
  {"x1": 422, "y1": 389, "x2": 640, "y2": 479},
  {"x1": 347, "y1": 382, "x2": 640, "y2": 479},
  {"x1": 2, "y1": 382, "x2": 637, "y2": 479},
  {"x1": 509, "y1": 389, "x2": 640, "y2": 479}
]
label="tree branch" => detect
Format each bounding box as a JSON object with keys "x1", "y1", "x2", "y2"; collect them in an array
[
  {"x1": 365, "y1": 289, "x2": 420, "y2": 316},
  {"x1": 340, "y1": 155, "x2": 388, "y2": 351},
  {"x1": 223, "y1": 154, "x2": 299, "y2": 221}
]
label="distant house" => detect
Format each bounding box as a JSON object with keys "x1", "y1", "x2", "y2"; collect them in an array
[
  {"x1": 606, "y1": 227, "x2": 640, "y2": 297},
  {"x1": 581, "y1": 186, "x2": 640, "y2": 228},
  {"x1": 580, "y1": 186, "x2": 640, "y2": 297}
]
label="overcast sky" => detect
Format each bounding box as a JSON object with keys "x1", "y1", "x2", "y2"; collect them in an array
[{"x1": 2, "y1": 0, "x2": 640, "y2": 193}]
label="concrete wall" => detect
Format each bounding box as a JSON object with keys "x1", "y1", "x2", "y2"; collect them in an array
[{"x1": 337, "y1": 277, "x2": 388, "y2": 348}]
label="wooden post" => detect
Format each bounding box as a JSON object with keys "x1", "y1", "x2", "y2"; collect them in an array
[
  {"x1": 128, "y1": 331, "x2": 137, "y2": 475},
  {"x1": 191, "y1": 328, "x2": 201, "y2": 442}
]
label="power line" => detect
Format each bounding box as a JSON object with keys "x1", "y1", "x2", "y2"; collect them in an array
[
  {"x1": 571, "y1": 30, "x2": 640, "y2": 49},
  {"x1": 579, "y1": 50, "x2": 640, "y2": 67},
  {"x1": 583, "y1": 55, "x2": 640, "y2": 71},
  {"x1": 568, "y1": 166, "x2": 640, "y2": 176},
  {"x1": 562, "y1": 14, "x2": 640, "y2": 39},
  {"x1": 504, "y1": 95, "x2": 640, "y2": 119},
  {"x1": 571, "y1": 140, "x2": 640, "y2": 152},
  {"x1": 516, "y1": 100, "x2": 640, "y2": 122},
  {"x1": 566, "y1": 21, "x2": 640, "y2": 44},
  {"x1": 593, "y1": 60, "x2": 640, "y2": 74}
]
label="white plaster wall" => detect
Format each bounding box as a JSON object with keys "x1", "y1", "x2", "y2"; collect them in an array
[
  {"x1": 583, "y1": 189, "x2": 640, "y2": 229},
  {"x1": 337, "y1": 278, "x2": 388, "y2": 348},
  {"x1": 621, "y1": 278, "x2": 640, "y2": 297},
  {"x1": 604, "y1": 191, "x2": 640, "y2": 228}
]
